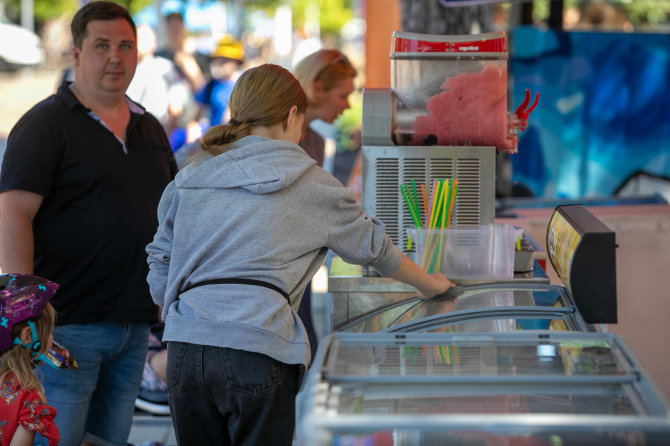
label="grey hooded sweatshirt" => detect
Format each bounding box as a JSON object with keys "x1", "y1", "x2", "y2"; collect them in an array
[{"x1": 146, "y1": 135, "x2": 403, "y2": 366}]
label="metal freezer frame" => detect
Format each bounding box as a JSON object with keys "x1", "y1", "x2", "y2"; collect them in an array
[{"x1": 295, "y1": 332, "x2": 670, "y2": 445}]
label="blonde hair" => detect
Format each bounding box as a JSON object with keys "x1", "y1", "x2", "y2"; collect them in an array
[
  {"x1": 0, "y1": 303, "x2": 56, "y2": 394},
  {"x1": 294, "y1": 49, "x2": 357, "y2": 107},
  {"x1": 195, "y1": 64, "x2": 308, "y2": 161}
]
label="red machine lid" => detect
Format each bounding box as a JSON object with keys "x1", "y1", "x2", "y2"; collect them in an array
[{"x1": 392, "y1": 31, "x2": 507, "y2": 54}]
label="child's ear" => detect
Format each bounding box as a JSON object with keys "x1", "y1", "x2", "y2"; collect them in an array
[{"x1": 19, "y1": 326, "x2": 33, "y2": 344}]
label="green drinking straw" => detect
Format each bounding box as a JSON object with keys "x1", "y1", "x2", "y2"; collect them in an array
[
  {"x1": 404, "y1": 183, "x2": 421, "y2": 227},
  {"x1": 434, "y1": 180, "x2": 451, "y2": 272},
  {"x1": 423, "y1": 180, "x2": 446, "y2": 272},
  {"x1": 441, "y1": 179, "x2": 451, "y2": 229},
  {"x1": 446, "y1": 180, "x2": 458, "y2": 228},
  {"x1": 411, "y1": 179, "x2": 419, "y2": 219},
  {"x1": 400, "y1": 185, "x2": 421, "y2": 228},
  {"x1": 428, "y1": 180, "x2": 443, "y2": 229}
]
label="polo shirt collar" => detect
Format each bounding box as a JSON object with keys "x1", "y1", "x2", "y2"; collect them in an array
[{"x1": 58, "y1": 81, "x2": 145, "y2": 115}]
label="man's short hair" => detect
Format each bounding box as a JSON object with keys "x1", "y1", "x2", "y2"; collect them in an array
[{"x1": 71, "y1": 1, "x2": 136, "y2": 48}]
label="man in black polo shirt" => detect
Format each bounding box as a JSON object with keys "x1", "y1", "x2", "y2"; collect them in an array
[{"x1": 0, "y1": 2, "x2": 176, "y2": 445}]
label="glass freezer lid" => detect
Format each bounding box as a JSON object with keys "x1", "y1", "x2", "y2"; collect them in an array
[
  {"x1": 324, "y1": 333, "x2": 631, "y2": 381},
  {"x1": 310, "y1": 332, "x2": 670, "y2": 419},
  {"x1": 339, "y1": 284, "x2": 581, "y2": 333},
  {"x1": 326, "y1": 384, "x2": 640, "y2": 417}
]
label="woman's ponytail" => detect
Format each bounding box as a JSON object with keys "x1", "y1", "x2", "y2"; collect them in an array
[
  {"x1": 187, "y1": 64, "x2": 307, "y2": 166},
  {"x1": 199, "y1": 122, "x2": 252, "y2": 157}
]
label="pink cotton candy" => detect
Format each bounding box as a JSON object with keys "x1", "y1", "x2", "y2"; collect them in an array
[{"x1": 410, "y1": 63, "x2": 517, "y2": 152}]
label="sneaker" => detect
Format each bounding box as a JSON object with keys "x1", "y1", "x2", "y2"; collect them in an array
[{"x1": 135, "y1": 390, "x2": 170, "y2": 416}]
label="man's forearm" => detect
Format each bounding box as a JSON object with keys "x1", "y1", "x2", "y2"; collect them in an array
[
  {"x1": 0, "y1": 213, "x2": 35, "y2": 274},
  {"x1": 0, "y1": 190, "x2": 43, "y2": 274}
]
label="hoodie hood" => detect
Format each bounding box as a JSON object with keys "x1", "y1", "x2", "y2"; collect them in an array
[{"x1": 176, "y1": 135, "x2": 316, "y2": 194}]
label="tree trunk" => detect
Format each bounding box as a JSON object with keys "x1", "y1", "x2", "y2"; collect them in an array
[{"x1": 399, "y1": 0, "x2": 494, "y2": 35}]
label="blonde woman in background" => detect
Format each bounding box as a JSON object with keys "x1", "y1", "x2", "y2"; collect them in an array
[
  {"x1": 146, "y1": 63, "x2": 453, "y2": 445},
  {"x1": 293, "y1": 49, "x2": 357, "y2": 167},
  {"x1": 293, "y1": 50, "x2": 357, "y2": 360}
]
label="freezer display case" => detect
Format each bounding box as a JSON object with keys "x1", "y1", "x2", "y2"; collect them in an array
[
  {"x1": 329, "y1": 260, "x2": 550, "y2": 332},
  {"x1": 338, "y1": 282, "x2": 590, "y2": 334},
  {"x1": 295, "y1": 332, "x2": 670, "y2": 445},
  {"x1": 329, "y1": 204, "x2": 617, "y2": 334}
]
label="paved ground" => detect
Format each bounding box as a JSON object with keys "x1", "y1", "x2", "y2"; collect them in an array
[
  {"x1": 128, "y1": 412, "x2": 176, "y2": 446},
  {"x1": 0, "y1": 67, "x2": 61, "y2": 138},
  {"x1": 0, "y1": 67, "x2": 62, "y2": 164}
]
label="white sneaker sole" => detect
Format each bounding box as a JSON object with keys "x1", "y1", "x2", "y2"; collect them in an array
[{"x1": 135, "y1": 398, "x2": 171, "y2": 416}]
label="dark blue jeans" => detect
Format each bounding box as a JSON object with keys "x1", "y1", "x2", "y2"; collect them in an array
[
  {"x1": 36, "y1": 322, "x2": 149, "y2": 446},
  {"x1": 167, "y1": 342, "x2": 304, "y2": 446}
]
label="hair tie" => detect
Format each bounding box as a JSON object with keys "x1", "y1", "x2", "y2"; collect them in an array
[{"x1": 229, "y1": 117, "x2": 241, "y2": 126}]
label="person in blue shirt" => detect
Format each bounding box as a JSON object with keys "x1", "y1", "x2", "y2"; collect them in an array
[{"x1": 194, "y1": 35, "x2": 245, "y2": 127}]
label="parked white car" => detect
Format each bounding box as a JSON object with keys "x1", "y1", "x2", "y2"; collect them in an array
[{"x1": 0, "y1": 20, "x2": 44, "y2": 70}]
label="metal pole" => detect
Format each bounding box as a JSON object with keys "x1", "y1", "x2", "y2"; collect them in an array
[
  {"x1": 156, "y1": 0, "x2": 166, "y2": 50},
  {"x1": 548, "y1": 0, "x2": 564, "y2": 29},
  {"x1": 20, "y1": 0, "x2": 34, "y2": 32}
]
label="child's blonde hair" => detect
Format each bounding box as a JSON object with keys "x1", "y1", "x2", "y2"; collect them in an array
[{"x1": 0, "y1": 303, "x2": 56, "y2": 393}]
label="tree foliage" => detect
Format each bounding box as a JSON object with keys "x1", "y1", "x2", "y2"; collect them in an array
[
  {"x1": 239, "y1": 0, "x2": 353, "y2": 36},
  {"x1": 2, "y1": 0, "x2": 155, "y2": 24}
]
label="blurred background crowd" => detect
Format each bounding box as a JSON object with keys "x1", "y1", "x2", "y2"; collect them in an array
[{"x1": 1, "y1": 0, "x2": 670, "y2": 197}]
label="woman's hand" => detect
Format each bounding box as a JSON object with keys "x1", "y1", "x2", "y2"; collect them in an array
[
  {"x1": 389, "y1": 254, "x2": 456, "y2": 300},
  {"x1": 416, "y1": 273, "x2": 455, "y2": 299}
]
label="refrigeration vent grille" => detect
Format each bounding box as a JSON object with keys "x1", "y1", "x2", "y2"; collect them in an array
[
  {"x1": 374, "y1": 158, "x2": 400, "y2": 245},
  {"x1": 374, "y1": 345, "x2": 494, "y2": 376},
  {"x1": 362, "y1": 146, "x2": 495, "y2": 254},
  {"x1": 455, "y1": 159, "x2": 482, "y2": 226}
]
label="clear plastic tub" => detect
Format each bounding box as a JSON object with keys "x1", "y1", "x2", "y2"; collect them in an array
[{"x1": 407, "y1": 224, "x2": 522, "y2": 279}]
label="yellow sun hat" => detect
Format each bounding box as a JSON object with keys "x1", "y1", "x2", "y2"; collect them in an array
[{"x1": 211, "y1": 34, "x2": 244, "y2": 61}]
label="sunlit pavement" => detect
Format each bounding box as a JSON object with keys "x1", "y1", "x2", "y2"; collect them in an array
[
  {"x1": 128, "y1": 412, "x2": 176, "y2": 446},
  {"x1": 0, "y1": 67, "x2": 62, "y2": 137}
]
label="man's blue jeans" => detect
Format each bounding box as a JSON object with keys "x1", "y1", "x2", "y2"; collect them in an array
[
  {"x1": 167, "y1": 341, "x2": 304, "y2": 446},
  {"x1": 35, "y1": 322, "x2": 150, "y2": 446}
]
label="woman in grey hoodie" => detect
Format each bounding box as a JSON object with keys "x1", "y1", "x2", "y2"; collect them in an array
[{"x1": 146, "y1": 63, "x2": 453, "y2": 445}]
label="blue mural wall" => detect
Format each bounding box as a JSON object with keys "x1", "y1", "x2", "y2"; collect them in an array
[{"x1": 509, "y1": 26, "x2": 670, "y2": 198}]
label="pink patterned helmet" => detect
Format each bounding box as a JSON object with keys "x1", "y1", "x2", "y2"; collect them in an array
[{"x1": 0, "y1": 274, "x2": 59, "y2": 352}]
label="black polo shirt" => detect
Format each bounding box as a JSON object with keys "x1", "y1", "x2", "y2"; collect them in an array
[{"x1": 0, "y1": 82, "x2": 177, "y2": 325}]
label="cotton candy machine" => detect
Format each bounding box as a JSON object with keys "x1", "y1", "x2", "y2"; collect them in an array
[
  {"x1": 390, "y1": 30, "x2": 530, "y2": 151},
  {"x1": 361, "y1": 31, "x2": 537, "y2": 252}
]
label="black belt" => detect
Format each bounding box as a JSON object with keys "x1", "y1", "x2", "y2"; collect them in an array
[{"x1": 181, "y1": 278, "x2": 291, "y2": 304}]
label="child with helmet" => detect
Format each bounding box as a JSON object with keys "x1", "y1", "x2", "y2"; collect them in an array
[{"x1": 0, "y1": 274, "x2": 60, "y2": 446}]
